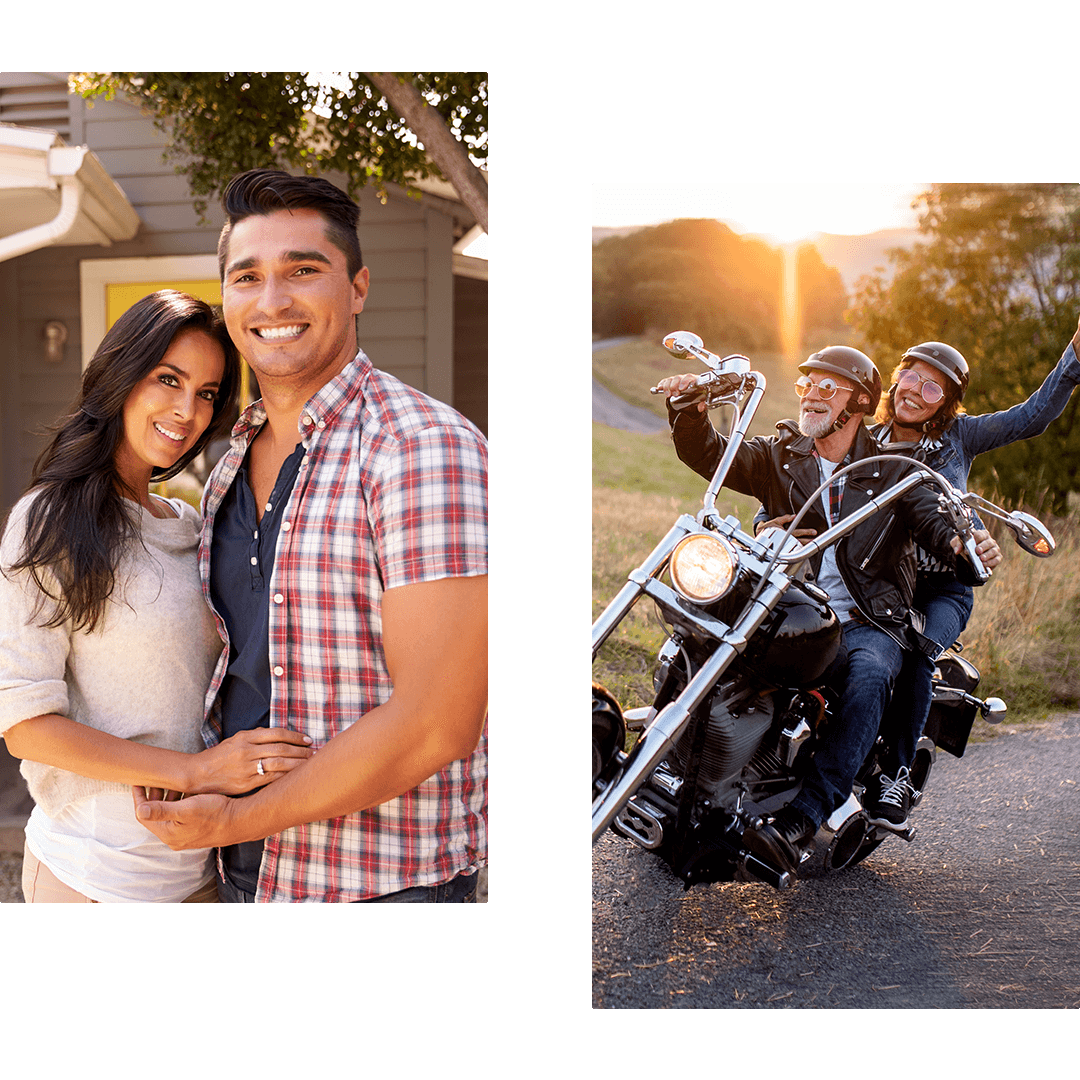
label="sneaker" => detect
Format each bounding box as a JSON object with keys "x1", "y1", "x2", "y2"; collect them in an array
[
  {"x1": 743, "y1": 805, "x2": 818, "y2": 874},
  {"x1": 866, "y1": 767, "x2": 913, "y2": 829}
]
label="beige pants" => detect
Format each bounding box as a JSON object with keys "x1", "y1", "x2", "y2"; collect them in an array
[{"x1": 21, "y1": 843, "x2": 219, "y2": 903}]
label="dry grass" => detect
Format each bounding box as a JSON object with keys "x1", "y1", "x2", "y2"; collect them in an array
[{"x1": 961, "y1": 510, "x2": 1080, "y2": 720}]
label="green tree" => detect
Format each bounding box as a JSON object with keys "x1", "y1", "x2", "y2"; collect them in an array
[
  {"x1": 71, "y1": 72, "x2": 488, "y2": 231},
  {"x1": 593, "y1": 219, "x2": 847, "y2": 352},
  {"x1": 849, "y1": 183, "x2": 1080, "y2": 513}
]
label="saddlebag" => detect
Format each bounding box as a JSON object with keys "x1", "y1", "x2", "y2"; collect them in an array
[{"x1": 920, "y1": 651, "x2": 980, "y2": 758}]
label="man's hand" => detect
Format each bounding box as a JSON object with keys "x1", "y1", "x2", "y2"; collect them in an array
[
  {"x1": 972, "y1": 528, "x2": 1003, "y2": 571},
  {"x1": 950, "y1": 528, "x2": 1002, "y2": 572},
  {"x1": 655, "y1": 374, "x2": 708, "y2": 413},
  {"x1": 133, "y1": 787, "x2": 235, "y2": 850}
]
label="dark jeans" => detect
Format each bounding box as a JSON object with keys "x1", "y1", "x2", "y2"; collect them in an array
[
  {"x1": 218, "y1": 868, "x2": 478, "y2": 903},
  {"x1": 791, "y1": 620, "x2": 905, "y2": 827},
  {"x1": 880, "y1": 578, "x2": 974, "y2": 773}
]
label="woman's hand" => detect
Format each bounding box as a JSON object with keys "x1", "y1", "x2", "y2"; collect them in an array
[
  {"x1": 754, "y1": 512, "x2": 818, "y2": 543},
  {"x1": 188, "y1": 727, "x2": 315, "y2": 795}
]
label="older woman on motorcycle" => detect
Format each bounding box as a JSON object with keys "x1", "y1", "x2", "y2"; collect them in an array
[
  {"x1": 866, "y1": 315, "x2": 1080, "y2": 827},
  {"x1": 657, "y1": 347, "x2": 999, "y2": 875}
]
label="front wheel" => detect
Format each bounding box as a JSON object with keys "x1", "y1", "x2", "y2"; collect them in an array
[{"x1": 592, "y1": 684, "x2": 626, "y2": 793}]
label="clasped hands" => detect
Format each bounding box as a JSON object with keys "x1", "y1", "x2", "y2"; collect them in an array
[{"x1": 132, "y1": 726, "x2": 313, "y2": 851}]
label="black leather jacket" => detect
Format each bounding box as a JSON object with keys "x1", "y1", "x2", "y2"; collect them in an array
[{"x1": 669, "y1": 409, "x2": 979, "y2": 647}]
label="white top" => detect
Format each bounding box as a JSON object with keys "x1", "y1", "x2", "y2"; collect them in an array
[
  {"x1": 0, "y1": 493, "x2": 224, "y2": 901},
  {"x1": 814, "y1": 458, "x2": 858, "y2": 623}
]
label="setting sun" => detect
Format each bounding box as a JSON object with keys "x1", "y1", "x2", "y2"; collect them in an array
[
  {"x1": 594, "y1": 183, "x2": 931, "y2": 361},
  {"x1": 594, "y1": 183, "x2": 927, "y2": 243}
]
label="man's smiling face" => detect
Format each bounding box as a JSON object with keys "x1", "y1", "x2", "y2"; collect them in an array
[
  {"x1": 221, "y1": 207, "x2": 369, "y2": 393},
  {"x1": 798, "y1": 373, "x2": 857, "y2": 439}
]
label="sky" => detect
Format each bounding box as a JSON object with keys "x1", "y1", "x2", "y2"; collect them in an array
[{"x1": 593, "y1": 183, "x2": 928, "y2": 243}]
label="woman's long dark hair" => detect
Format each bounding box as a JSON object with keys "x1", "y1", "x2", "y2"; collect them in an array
[{"x1": 5, "y1": 290, "x2": 240, "y2": 632}]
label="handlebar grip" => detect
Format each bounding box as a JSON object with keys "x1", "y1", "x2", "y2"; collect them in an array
[
  {"x1": 963, "y1": 531, "x2": 991, "y2": 582},
  {"x1": 660, "y1": 373, "x2": 714, "y2": 409},
  {"x1": 669, "y1": 387, "x2": 707, "y2": 409}
]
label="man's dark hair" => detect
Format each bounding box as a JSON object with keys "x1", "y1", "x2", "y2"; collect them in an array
[{"x1": 217, "y1": 169, "x2": 363, "y2": 281}]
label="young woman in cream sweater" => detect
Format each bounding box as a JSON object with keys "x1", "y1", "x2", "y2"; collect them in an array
[{"x1": 0, "y1": 290, "x2": 313, "y2": 903}]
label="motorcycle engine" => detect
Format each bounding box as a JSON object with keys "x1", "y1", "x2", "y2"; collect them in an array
[{"x1": 669, "y1": 686, "x2": 775, "y2": 806}]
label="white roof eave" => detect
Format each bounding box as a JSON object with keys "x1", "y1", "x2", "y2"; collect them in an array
[{"x1": 0, "y1": 123, "x2": 140, "y2": 262}]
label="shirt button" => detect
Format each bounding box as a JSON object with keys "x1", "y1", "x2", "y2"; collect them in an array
[
  {"x1": 302, "y1": 414, "x2": 313, "y2": 427},
  {"x1": 250, "y1": 557, "x2": 258, "y2": 566},
  {"x1": 282, "y1": 521, "x2": 292, "y2": 531},
  {"x1": 265, "y1": 502, "x2": 273, "y2": 513},
  {"x1": 273, "y1": 665, "x2": 284, "y2": 677},
  {"x1": 317, "y1": 420, "x2": 326, "y2": 430},
  {"x1": 273, "y1": 593, "x2": 284, "y2": 604}
]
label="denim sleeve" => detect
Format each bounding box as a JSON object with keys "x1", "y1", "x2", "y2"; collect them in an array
[{"x1": 955, "y1": 341, "x2": 1080, "y2": 459}]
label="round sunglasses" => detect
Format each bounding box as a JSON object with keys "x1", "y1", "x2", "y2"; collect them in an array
[
  {"x1": 794, "y1": 375, "x2": 855, "y2": 401},
  {"x1": 895, "y1": 368, "x2": 946, "y2": 403}
]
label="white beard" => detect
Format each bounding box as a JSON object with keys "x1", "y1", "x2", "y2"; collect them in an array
[{"x1": 799, "y1": 405, "x2": 836, "y2": 439}]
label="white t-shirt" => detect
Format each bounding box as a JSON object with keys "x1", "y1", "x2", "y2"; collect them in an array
[
  {"x1": 26, "y1": 794, "x2": 213, "y2": 902},
  {"x1": 814, "y1": 457, "x2": 858, "y2": 623}
]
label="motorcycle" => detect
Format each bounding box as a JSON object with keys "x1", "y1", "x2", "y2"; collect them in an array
[{"x1": 592, "y1": 331, "x2": 1057, "y2": 889}]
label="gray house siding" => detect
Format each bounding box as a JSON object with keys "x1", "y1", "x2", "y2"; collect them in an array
[{"x1": 1, "y1": 74, "x2": 486, "y2": 521}]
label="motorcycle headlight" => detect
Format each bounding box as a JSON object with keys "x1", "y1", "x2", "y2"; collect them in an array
[{"x1": 669, "y1": 533, "x2": 739, "y2": 604}]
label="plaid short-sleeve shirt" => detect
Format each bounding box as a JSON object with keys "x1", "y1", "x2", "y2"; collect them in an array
[{"x1": 199, "y1": 349, "x2": 488, "y2": 902}]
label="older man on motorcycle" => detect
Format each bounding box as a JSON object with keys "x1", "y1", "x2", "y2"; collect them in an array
[{"x1": 656, "y1": 347, "x2": 1000, "y2": 876}]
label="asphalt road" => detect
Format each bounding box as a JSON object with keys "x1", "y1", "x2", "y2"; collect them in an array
[
  {"x1": 593, "y1": 713, "x2": 1080, "y2": 1009},
  {"x1": 592, "y1": 337, "x2": 669, "y2": 434}
]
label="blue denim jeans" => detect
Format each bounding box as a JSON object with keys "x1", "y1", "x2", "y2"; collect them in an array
[
  {"x1": 217, "y1": 869, "x2": 478, "y2": 903},
  {"x1": 791, "y1": 620, "x2": 905, "y2": 827},
  {"x1": 879, "y1": 578, "x2": 974, "y2": 773}
]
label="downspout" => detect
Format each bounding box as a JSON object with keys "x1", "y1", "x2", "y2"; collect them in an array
[{"x1": 0, "y1": 169, "x2": 85, "y2": 264}]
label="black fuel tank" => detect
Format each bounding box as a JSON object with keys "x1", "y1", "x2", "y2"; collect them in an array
[{"x1": 744, "y1": 587, "x2": 841, "y2": 687}]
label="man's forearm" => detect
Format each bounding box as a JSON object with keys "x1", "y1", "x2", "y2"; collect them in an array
[{"x1": 219, "y1": 697, "x2": 486, "y2": 845}]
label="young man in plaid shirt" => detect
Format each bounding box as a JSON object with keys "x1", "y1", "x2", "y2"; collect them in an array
[
  {"x1": 654, "y1": 347, "x2": 997, "y2": 876},
  {"x1": 135, "y1": 169, "x2": 487, "y2": 902}
]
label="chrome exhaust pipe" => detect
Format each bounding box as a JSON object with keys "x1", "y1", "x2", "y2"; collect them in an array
[{"x1": 818, "y1": 793, "x2": 869, "y2": 871}]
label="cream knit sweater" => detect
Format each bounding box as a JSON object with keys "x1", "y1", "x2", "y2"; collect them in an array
[{"x1": 0, "y1": 493, "x2": 224, "y2": 817}]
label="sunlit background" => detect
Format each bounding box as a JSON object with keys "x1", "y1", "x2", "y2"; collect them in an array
[
  {"x1": 594, "y1": 183, "x2": 931, "y2": 361},
  {"x1": 594, "y1": 183, "x2": 927, "y2": 243}
]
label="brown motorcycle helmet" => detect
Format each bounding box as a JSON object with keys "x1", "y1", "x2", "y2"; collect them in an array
[{"x1": 900, "y1": 341, "x2": 969, "y2": 399}]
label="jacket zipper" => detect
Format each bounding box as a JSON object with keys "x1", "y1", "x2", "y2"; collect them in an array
[{"x1": 858, "y1": 516, "x2": 893, "y2": 570}]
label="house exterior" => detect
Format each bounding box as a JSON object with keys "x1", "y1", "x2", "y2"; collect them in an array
[{"x1": 0, "y1": 71, "x2": 487, "y2": 847}]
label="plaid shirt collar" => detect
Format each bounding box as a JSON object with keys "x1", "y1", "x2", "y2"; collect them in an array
[{"x1": 227, "y1": 350, "x2": 372, "y2": 453}]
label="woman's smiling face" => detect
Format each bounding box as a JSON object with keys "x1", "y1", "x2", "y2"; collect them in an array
[
  {"x1": 114, "y1": 328, "x2": 225, "y2": 489},
  {"x1": 893, "y1": 359, "x2": 949, "y2": 428}
]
